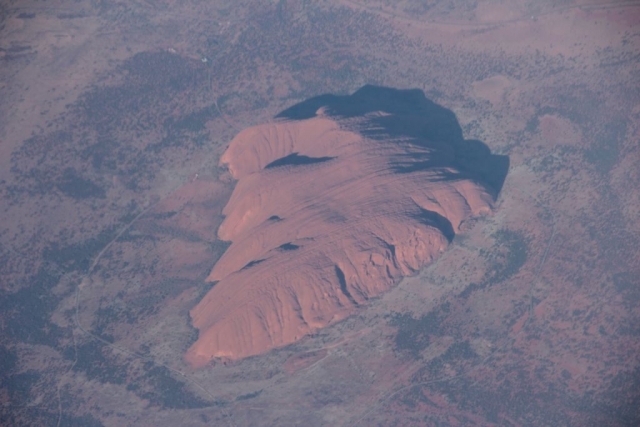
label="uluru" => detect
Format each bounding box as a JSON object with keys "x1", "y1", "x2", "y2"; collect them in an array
[{"x1": 185, "y1": 86, "x2": 508, "y2": 367}]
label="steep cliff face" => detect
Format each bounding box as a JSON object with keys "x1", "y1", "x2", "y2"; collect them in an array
[{"x1": 185, "y1": 86, "x2": 508, "y2": 366}]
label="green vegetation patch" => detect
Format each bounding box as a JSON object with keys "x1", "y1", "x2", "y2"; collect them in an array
[
  {"x1": 461, "y1": 229, "x2": 529, "y2": 298},
  {"x1": 389, "y1": 302, "x2": 450, "y2": 358}
]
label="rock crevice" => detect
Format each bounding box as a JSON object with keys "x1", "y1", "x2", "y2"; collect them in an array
[{"x1": 185, "y1": 86, "x2": 508, "y2": 366}]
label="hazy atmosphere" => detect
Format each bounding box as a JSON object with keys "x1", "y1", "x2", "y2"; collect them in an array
[{"x1": 1, "y1": 1, "x2": 639, "y2": 426}]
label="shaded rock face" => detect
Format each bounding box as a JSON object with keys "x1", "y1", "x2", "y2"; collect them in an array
[{"x1": 185, "y1": 86, "x2": 508, "y2": 366}]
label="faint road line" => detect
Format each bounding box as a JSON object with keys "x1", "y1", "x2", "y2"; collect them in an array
[{"x1": 53, "y1": 160, "x2": 236, "y2": 424}]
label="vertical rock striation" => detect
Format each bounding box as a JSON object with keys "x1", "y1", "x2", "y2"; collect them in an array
[{"x1": 185, "y1": 86, "x2": 508, "y2": 366}]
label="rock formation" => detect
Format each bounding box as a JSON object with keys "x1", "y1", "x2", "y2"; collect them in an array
[{"x1": 185, "y1": 86, "x2": 508, "y2": 366}]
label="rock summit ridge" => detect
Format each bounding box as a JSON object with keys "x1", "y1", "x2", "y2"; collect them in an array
[{"x1": 185, "y1": 86, "x2": 508, "y2": 366}]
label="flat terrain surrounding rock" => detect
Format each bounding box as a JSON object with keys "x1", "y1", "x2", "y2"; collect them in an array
[{"x1": 1, "y1": 1, "x2": 639, "y2": 426}]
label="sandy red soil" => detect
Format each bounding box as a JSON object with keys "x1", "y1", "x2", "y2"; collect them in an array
[{"x1": 2, "y1": 1, "x2": 639, "y2": 426}]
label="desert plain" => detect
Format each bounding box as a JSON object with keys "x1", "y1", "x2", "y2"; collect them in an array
[{"x1": 1, "y1": 1, "x2": 639, "y2": 426}]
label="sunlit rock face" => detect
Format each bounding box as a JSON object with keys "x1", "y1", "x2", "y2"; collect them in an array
[{"x1": 185, "y1": 86, "x2": 509, "y2": 366}]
